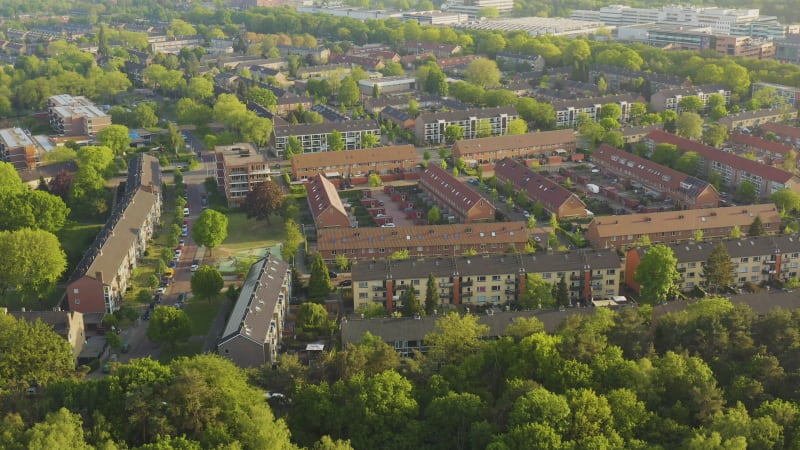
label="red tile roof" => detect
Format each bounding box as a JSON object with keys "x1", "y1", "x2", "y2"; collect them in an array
[
  {"x1": 306, "y1": 174, "x2": 347, "y2": 222},
  {"x1": 729, "y1": 133, "x2": 793, "y2": 156},
  {"x1": 420, "y1": 164, "x2": 491, "y2": 217},
  {"x1": 645, "y1": 130, "x2": 796, "y2": 184},
  {"x1": 494, "y1": 158, "x2": 581, "y2": 212},
  {"x1": 760, "y1": 122, "x2": 800, "y2": 140},
  {"x1": 453, "y1": 130, "x2": 576, "y2": 157}
]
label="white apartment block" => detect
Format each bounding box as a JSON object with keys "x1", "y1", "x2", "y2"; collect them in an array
[{"x1": 414, "y1": 107, "x2": 517, "y2": 145}]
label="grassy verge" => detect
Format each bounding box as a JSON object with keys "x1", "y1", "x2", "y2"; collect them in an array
[
  {"x1": 158, "y1": 340, "x2": 203, "y2": 363},
  {"x1": 184, "y1": 295, "x2": 224, "y2": 336},
  {"x1": 58, "y1": 221, "x2": 105, "y2": 274}
]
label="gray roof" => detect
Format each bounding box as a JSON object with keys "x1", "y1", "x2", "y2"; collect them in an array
[
  {"x1": 273, "y1": 119, "x2": 379, "y2": 138},
  {"x1": 652, "y1": 234, "x2": 800, "y2": 263},
  {"x1": 352, "y1": 249, "x2": 622, "y2": 281},
  {"x1": 219, "y1": 255, "x2": 289, "y2": 345},
  {"x1": 417, "y1": 106, "x2": 517, "y2": 123}
]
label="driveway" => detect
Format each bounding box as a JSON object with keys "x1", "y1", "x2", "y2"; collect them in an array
[{"x1": 369, "y1": 188, "x2": 418, "y2": 227}]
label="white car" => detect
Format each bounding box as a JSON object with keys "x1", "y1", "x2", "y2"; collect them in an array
[
  {"x1": 381, "y1": 223, "x2": 396, "y2": 228},
  {"x1": 157, "y1": 287, "x2": 167, "y2": 294},
  {"x1": 522, "y1": 211, "x2": 531, "y2": 218},
  {"x1": 183, "y1": 207, "x2": 190, "y2": 217},
  {"x1": 190, "y1": 263, "x2": 199, "y2": 272}
]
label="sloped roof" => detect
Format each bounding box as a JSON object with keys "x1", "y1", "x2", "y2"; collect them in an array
[
  {"x1": 292, "y1": 145, "x2": 419, "y2": 171},
  {"x1": 419, "y1": 164, "x2": 492, "y2": 215},
  {"x1": 306, "y1": 174, "x2": 348, "y2": 223},
  {"x1": 494, "y1": 158, "x2": 583, "y2": 211},
  {"x1": 453, "y1": 130, "x2": 576, "y2": 156},
  {"x1": 729, "y1": 132, "x2": 793, "y2": 156}
]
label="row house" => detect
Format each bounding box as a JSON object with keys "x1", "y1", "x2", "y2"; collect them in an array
[
  {"x1": 0, "y1": 40, "x2": 28, "y2": 56},
  {"x1": 47, "y1": 94, "x2": 111, "y2": 137},
  {"x1": 329, "y1": 53, "x2": 385, "y2": 71},
  {"x1": 149, "y1": 36, "x2": 203, "y2": 54},
  {"x1": 351, "y1": 249, "x2": 622, "y2": 312},
  {"x1": 645, "y1": 130, "x2": 800, "y2": 198},
  {"x1": 592, "y1": 144, "x2": 720, "y2": 209},
  {"x1": 291, "y1": 144, "x2": 419, "y2": 180},
  {"x1": 550, "y1": 94, "x2": 642, "y2": 128},
  {"x1": 414, "y1": 107, "x2": 517, "y2": 144},
  {"x1": 217, "y1": 255, "x2": 291, "y2": 368},
  {"x1": 271, "y1": 119, "x2": 381, "y2": 157},
  {"x1": 379, "y1": 106, "x2": 415, "y2": 130},
  {"x1": 307, "y1": 174, "x2": 351, "y2": 229},
  {"x1": 295, "y1": 63, "x2": 351, "y2": 79},
  {"x1": 215, "y1": 143, "x2": 271, "y2": 207},
  {"x1": 586, "y1": 203, "x2": 782, "y2": 249},
  {"x1": 495, "y1": 52, "x2": 545, "y2": 72},
  {"x1": 621, "y1": 124, "x2": 664, "y2": 144},
  {"x1": 589, "y1": 64, "x2": 688, "y2": 94},
  {"x1": 405, "y1": 41, "x2": 462, "y2": 57},
  {"x1": 650, "y1": 84, "x2": 731, "y2": 113},
  {"x1": 452, "y1": 130, "x2": 577, "y2": 165},
  {"x1": 437, "y1": 55, "x2": 480, "y2": 74},
  {"x1": 625, "y1": 234, "x2": 800, "y2": 294},
  {"x1": 316, "y1": 221, "x2": 529, "y2": 263},
  {"x1": 728, "y1": 132, "x2": 794, "y2": 163},
  {"x1": 276, "y1": 45, "x2": 331, "y2": 61},
  {"x1": 718, "y1": 109, "x2": 795, "y2": 131},
  {"x1": 760, "y1": 122, "x2": 800, "y2": 148},
  {"x1": 419, "y1": 165, "x2": 496, "y2": 223},
  {"x1": 67, "y1": 155, "x2": 161, "y2": 315},
  {"x1": 494, "y1": 158, "x2": 588, "y2": 220}
]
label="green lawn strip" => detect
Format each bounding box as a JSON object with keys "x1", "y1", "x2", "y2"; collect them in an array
[
  {"x1": 157, "y1": 340, "x2": 203, "y2": 363},
  {"x1": 184, "y1": 295, "x2": 224, "y2": 336},
  {"x1": 58, "y1": 222, "x2": 105, "y2": 273},
  {"x1": 220, "y1": 211, "x2": 286, "y2": 250}
]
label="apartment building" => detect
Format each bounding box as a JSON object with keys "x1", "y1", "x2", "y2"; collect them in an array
[
  {"x1": 625, "y1": 234, "x2": 800, "y2": 295},
  {"x1": 728, "y1": 133, "x2": 794, "y2": 163},
  {"x1": 272, "y1": 120, "x2": 381, "y2": 157},
  {"x1": 550, "y1": 94, "x2": 643, "y2": 128},
  {"x1": 589, "y1": 65, "x2": 687, "y2": 94},
  {"x1": 351, "y1": 249, "x2": 622, "y2": 312},
  {"x1": 67, "y1": 155, "x2": 161, "y2": 315},
  {"x1": 47, "y1": 94, "x2": 111, "y2": 137},
  {"x1": 650, "y1": 85, "x2": 731, "y2": 113},
  {"x1": 586, "y1": 203, "x2": 781, "y2": 249},
  {"x1": 645, "y1": 130, "x2": 800, "y2": 198},
  {"x1": 419, "y1": 165, "x2": 495, "y2": 223},
  {"x1": 217, "y1": 255, "x2": 291, "y2": 368},
  {"x1": 494, "y1": 158, "x2": 588, "y2": 220},
  {"x1": 405, "y1": 41, "x2": 462, "y2": 57},
  {"x1": 453, "y1": 130, "x2": 577, "y2": 165},
  {"x1": 715, "y1": 35, "x2": 776, "y2": 59},
  {"x1": 752, "y1": 82, "x2": 800, "y2": 106},
  {"x1": 276, "y1": 45, "x2": 330, "y2": 61},
  {"x1": 291, "y1": 145, "x2": 418, "y2": 181},
  {"x1": 0, "y1": 127, "x2": 41, "y2": 170},
  {"x1": 307, "y1": 174, "x2": 351, "y2": 229},
  {"x1": 776, "y1": 33, "x2": 800, "y2": 64},
  {"x1": 316, "y1": 221, "x2": 529, "y2": 262},
  {"x1": 760, "y1": 122, "x2": 800, "y2": 147},
  {"x1": 592, "y1": 144, "x2": 720, "y2": 209},
  {"x1": 718, "y1": 109, "x2": 795, "y2": 130},
  {"x1": 215, "y1": 143, "x2": 271, "y2": 207},
  {"x1": 496, "y1": 52, "x2": 545, "y2": 72},
  {"x1": 414, "y1": 107, "x2": 517, "y2": 144},
  {"x1": 149, "y1": 36, "x2": 202, "y2": 54}
]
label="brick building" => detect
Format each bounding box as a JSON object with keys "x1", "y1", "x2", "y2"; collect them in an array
[
  {"x1": 419, "y1": 165, "x2": 495, "y2": 223},
  {"x1": 494, "y1": 158, "x2": 588, "y2": 220}
]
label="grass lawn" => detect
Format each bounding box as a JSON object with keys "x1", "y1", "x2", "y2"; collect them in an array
[
  {"x1": 220, "y1": 212, "x2": 286, "y2": 251},
  {"x1": 157, "y1": 340, "x2": 203, "y2": 363},
  {"x1": 184, "y1": 295, "x2": 224, "y2": 336},
  {"x1": 58, "y1": 221, "x2": 105, "y2": 273}
]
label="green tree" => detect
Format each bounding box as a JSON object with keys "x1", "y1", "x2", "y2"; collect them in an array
[
  {"x1": 507, "y1": 118, "x2": 528, "y2": 135},
  {"x1": 362, "y1": 133, "x2": 379, "y2": 148},
  {"x1": 428, "y1": 206, "x2": 442, "y2": 224},
  {"x1": 338, "y1": 77, "x2": 360, "y2": 106},
  {"x1": 192, "y1": 209, "x2": 228, "y2": 255},
  {"x1": 676, "y1": 112, "x2": 703, "y2": 140},
  {"x1": 703, "y1": 123, "x2": 729, "y2": 148},
  {"x1": 599, "y1": 103, "x2": 622, "y2": 121},
  {"x1": 335, "y1": 254, "x2": 351, "y2": 272},
  {"x1": 286, "y1": 135, "x2": 304, "y2": 159},
  {"x1": 463, "y1": 58, "x2": 501, "y2": 88},
  {"x1": 703, "y1": 243, "x2": 735, "y2": 293},
  {"x1": 0, "y1": 313, "x2": 74, "y2": 390},
  {"x1": 244, "y1": 180, "x2": 283, "y2": 224},
  {"x1": 771, "y1": 189, "x2": 800, "y2": 214},
  {"x1": 737, "y1": 181, "x2": 758, "y2": 204},
  {"x1": 425, "y1": 273, "x2": 440, "y2": 315},
  {"x1": 522, "y1": 273, "x2": 554, "y2": 309},
  {"x1": 445, "y1": 125, "x2": 464, "y2": 144},
  {"x1": 96, "y1": 124, "x2": 130, "y2": 156},
  {"x1": 730, "y1": 225, "x2": 742, "y2": 239},
  {"x1": 190, "y1": 265, "x2": 224, "y2": 302},
  {"x1": 678, "y1": 96, "x2": 704, "y2": 113},
  {"x1": 651, "y1": 143, "x2": 680, "y2": 167},
  {"x1": 401, "y1": 286, "x2": 422, "y2": 317},
  {"x1": 328, "y1": 130, "x2": 344, "y2": 152},
  {"x1": 186, "y1": 76, "x2": 214, "y2": 101},
  {"x1": 505, "y1": 316, "x2": 545, "y2": 341},
  {"x1": 146, "y1": 306, "x2": 192, "y2": 348},
  {"x1": 634, "y1": 244, "x2": 680, "y2": 304},
  {"x1": 749, "y1": 215, "x2": 766, "y2": 236},
  {"x1": 556, "y1": 276, "x2": 570, "y2": 308},
  {"x1": 23, "y1": 408, "x2": 92, "y2": 450},
  {"x1": 368, "y1": 173, "x2": 382, "y2": 187},
  {"x1": 475, "y1": 119, "x2": 492, "y2": 138},
  {"x1": 425, "y1": 391, "x2": 485, "y2": 450},
  {"x1": 0, "y1": 228, "x2": 67, "y2": 300},
  {"x1": 424, "y1": 312, "x2": 489, "y2": 366},
  {"x1": 297, "y1": 302, "x2": 330, "y2": 332},
  {"x1": 308, "y1": 253, "x2": 333, "y2": 302},
  {"x1": 674, "y1": 151, "x2": 701, "y2": 175}
]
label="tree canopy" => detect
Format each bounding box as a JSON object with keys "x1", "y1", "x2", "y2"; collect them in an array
[{"x1": 192, "y1": 209, "x2": 229, "y2": 253}]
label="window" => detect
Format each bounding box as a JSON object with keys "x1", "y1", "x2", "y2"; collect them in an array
[
  {"x1": 492, "y1": 275, "x2": 501, "y2": 281},
  {"x1": 739, "y1": 267, "x2": 748, "y2": 273},
  {"x1": 606, "y1": 269, "x2": 616, "y2": 275},
  {"x1": 477, "y1": 276, "x2": 486, "y2": 282},
  {"x1": 358, "y1": 282, "x2": 368, "y2": 288},
  {"x1": 477, "y1": 296, "x2": 486, "y2": 302},
  {"x1": 606, "y1": 279, "x2": 615, "y2": 285},
  {"x1": 753, "y1": 256, "x2": 761, "y2": 262},
  {"x1": 74, "y1": 298, "x2": 80, "y2": 304},
  {"x1": 379, "y1": 248, "x2": 385, "y2": 253},
  {"x1": 490, "y1": 295, "x2": 501, "y2": 302},
  {"x1": 331, "y1": 250, "x2": 337, "y2": 255},
  {"x1": 359, "y1": 293, "x2": 368, "y2": 299},
  {"x1": 73, "y1": 288, "x2": 79, "y2": 294},
  {"x1": 688, "y1": 262, "x2": 697, "y2": 268},
  {"x1": 477, "y1": 286, "x2": 486, "y2": 292},
  {"x1": 741, "y1": 257, "x2": 749, "y2": 263},
  {"x1": 543, "y1": 273, "x2": 552, "y2": 279},
  {"x1": 412, "y1": 279, "x2": 420, "y2": 285},
  {"x1": 688, "y1": 272, "x2": 695, "y2": 278},
  {"x1": 491, "y1": 285, "x2": 501, "y2": 291}
]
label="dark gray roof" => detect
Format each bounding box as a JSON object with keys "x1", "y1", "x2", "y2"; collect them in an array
[
  {"x1": 417, "y1": 106, "x2": 517, "y2": 123},
  {"x1": 273, "y1": 119, "x2": 379, "y2": 138},
  {"x1": 659, "y1": 234, "x2": 800, "y2": 262},
  {"x1": 219, "y1": 255, "x2": 289, "y2": 345}
]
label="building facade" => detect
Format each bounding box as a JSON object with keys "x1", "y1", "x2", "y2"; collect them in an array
[
  {"x1": 217, "y1": 255, "x2": 291, "y2": 368},
  {"x1": 419, "y1": 165, "x2": 495, "y2": 223},
  {"x1": 291, "y1": 144, "x2": 419, "y2": 181},
  {"x1": 414, "y1": 107, "x2": 517, "y2": 144},
  {"x1": 0, "y1": 127, "x2": 41, "y2": 170},
  {"x1": 307, "y1": 174, "x2": 351, "y2": 229},
  {"x1": 650, "y1": 85, "x2": 731, "y2": 113},
  {"x1": 494, "y1": 158, "x2": 588, "y2": 220},
  {"x1": 351, "y1": 249, "x2": 623, "y2": 312},
  {"x1": 215, "y1": 143, "x2": 271, "y2": 207},
  {"x1": 47, "y1": 94, "x2": 111, "y2": 137},
  {"x1": 272, "y1": 120, "x2": 381, "y2": 157},
  {"x1": 452, "y1": 130, "x2": 577, "y2": 165}
]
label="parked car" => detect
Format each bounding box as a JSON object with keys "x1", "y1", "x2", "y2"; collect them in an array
[
  {"x1": 183, "y1": 207, "x2": 190, "y2": 217},
  {"x1": 190, "y1": 263, "x2": 199, "y2": 272},
  {"x1": 328, "y1": 270, "x2": 338, "y2": 279},
  {"x1": 381, "y1": 223, "x2": 396, "y2": 228},
  {"x1": 157, "y1": 286, "x2": 167, "y2": 294},
  {"x1": 338, "y1": 280, "x2": 352, "y2": 287}
]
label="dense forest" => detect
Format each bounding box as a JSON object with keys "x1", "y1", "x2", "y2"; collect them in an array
[{"x1": 5, "y1": 297, "x2": 800, "y2": 448}]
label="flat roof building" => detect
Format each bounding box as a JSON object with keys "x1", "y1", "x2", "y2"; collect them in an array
[
  {"x1": 47, "y1": 94, "x2": 111, "y2": 137},
  {"x1": 215, "y1": 143, "x2": 270, "y2": 207}
]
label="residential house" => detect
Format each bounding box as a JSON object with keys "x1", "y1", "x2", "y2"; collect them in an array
[
  {"x1": 718, "y1": 109, "x2": 795, "y2": 130},
  {"x1": 215, "y1": 143, "x2": 271, "y2": 207},
  {"x1": 650, "y1": 84, "x2": 731, "y2": 113},
  {"x1": 149, "y1": 36, "x2": 203, "y2": 54},
  {"x1": 379, "y1": 106, "x2": 415, "y2": 130},
  {"x1": 307, "y1": 174, "x2": 351, "y2": 229},
  {"x1": 7, "y1": 310, "x2": 86, "y2": 365},
  {"x1": 295, "y1": 63, "x2": 351, "y2": 79},
  {"x1": 592, "y1": 144, "x2": 720, "y2": 209},
  {"x1": 620, "y1": 125, "x2": 664, "y2": 144},
  {"x1": 217, "y1": 255, "x2": 291, "y2": 368},
  {"x1": 329, "y1": 53, "x2": 385, "y2": 71},
  {"x1": 276, "y1": 45, "x2": 331, "y2": 61},
  {"x1": 495, "y1": 52, "x2": 545, "y2": 72},
  {"x1": 316, "y1": 221, "x2": 529, "y2": 262},
  {"x1": 272, "y1": 120, "x2": 381, "y2": 157},
  {"x1": 18, "y1": 160, "x2": 77, "y2": 190},
  {"x1": 358, "y1": 76, "x2": 416, "y2": 95},
  {"x1": 728, "y1": 132, "x2": 794, "y2": 163},
  {"x1": 405, "y1": 41, "x2": 462, "y2": 57},
  {"x1": 414, "y1": 107, "x2": 517, "y2": 144},
  {"x1": 47, "y1": 94, "x2": 111, "y2": 137},
  {"x1": 274, "y1": 94, "x2": 313, "y2": 115},
  {"x1": 550, "y1": 94, "x2": 643, "y2": 128},
  {"x1": 589, "y1": 65, "x2": 688, "y2": 95},
  {"x1": 67, "y1": 155, "x2": 162, "y2": 315},
  {"x1": 291, "y1": 144, "x2": 419, "y2": 180},
  {"x1": 351, "y1": 249, "x2": 622, "y2": 312},
  {"x1": 494, "y1": 158, "x2": 588, "y2": 220},
  {"x1": 760, "y1": 122, "x2": 800, "y2": 147},
  {"x1": 419, "y1": 165, "x2": 496, "y2": 223},
  {"x1": 452, "y1": 130, "x2": 578, "y2": 165},
  {"x1": 585, "y1": 203, "x2": 782, "y2": 249},
  {"x1": 625, "y1": 234, "x2": 800, "y2": 294},
  {"x1": 644, "y1": 130, "x2": 800, "y2": 198}
]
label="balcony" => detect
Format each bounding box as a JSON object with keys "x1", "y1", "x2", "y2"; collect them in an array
[
  {"x1": 373, "y1": 286, "x2": 386, "y2": 291},
  {"x1": 677, "y1": 267, "x2": 686, "y2": 273},
  {"x1": 372, "y1": 293, "x2": 384, "y2": 299},
  {"x1": 505, "y1": 279, "x2": 515, "y2": 285},
  {"x1": 439, "y1": 282, "x2": 453, "y2": 288},
  {"x1": 570, "y1": 274, "x2": 581, "y2": 281},
  {"x1": 462, "y1": 291, "x2": 473, "y2": 298},
  {"x1": 591, "y1": 274, "x2": 603, "y2": 280},
  {"x1": 505, "y1": 288, "x2": 515, "y2": 295},
  {"x1": 461, "y1": 280, "x2": 473, "y2": 287},
  {"x1": 764, "y1": 259, "x2": 776, "y2": 265},
  {"x1": 762, "y1": 269, "x2": 777, "y2": 275}
]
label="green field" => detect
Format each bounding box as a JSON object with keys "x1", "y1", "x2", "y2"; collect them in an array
[
  {"x1": 219, "y1": 211, "x2": 286, "y2": 251},
  {"x1": 58, "y1": 221, "x2": 105, "y2": 274},
  {"x1": 183, "y1": 295, "x2": 224, "y2": 336}
]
